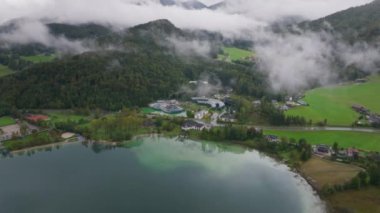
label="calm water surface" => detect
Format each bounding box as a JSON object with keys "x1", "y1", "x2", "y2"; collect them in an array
[{"x1": 0, "y1": 136, "x2": 325, "y2": 213}]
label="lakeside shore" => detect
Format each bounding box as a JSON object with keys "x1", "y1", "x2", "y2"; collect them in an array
[{"x1": 4, "y1": 132, "x2": 374, "y2": 213}]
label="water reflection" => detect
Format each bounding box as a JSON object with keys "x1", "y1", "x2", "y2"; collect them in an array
[{"x1": 0, "y1": 135, "x2": 326, "y2": 213}]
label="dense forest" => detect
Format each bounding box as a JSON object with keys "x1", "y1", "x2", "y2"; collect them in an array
[
  {"x1": 0, "y1": 20, "x2": 269, "y2": 111},
  {"x1": 1, "y1": 2, "x2": 380, "y2": 112},
  {"x1": 302, "y1": 0, "x2": 380, "y2": 42}
]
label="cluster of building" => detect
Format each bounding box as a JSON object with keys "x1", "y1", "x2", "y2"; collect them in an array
[
  {"x1": 0, "y1": 116, "x2": 41, "y2": 142},
  {"x1": 313, "y1": 144, "x2": 359, "y2": 159},
  {"x1": 181, "y1": 120, "x2": 210, "y2": 131},
  {"x1": 282, "y1": 97, "x2": 309, "y2": 111},
  {"x1": 191, "y1": 97, "x2": 225, "y2": 109},
  {"x1": 265, "y1": 135, "x2": 281, "y2": 143},
  {"x1": 147, "y1": 92, "x2": 233, "y2": 129},
  {"x1": 253, "y1": 96, "x2": 309, "y2": 112},
  {"x1": 25, "y1": 114, "x2": 50, "y2": 123},
  {"x1": 149, "y1": 100, "x2": 185, "y2": 114},
  {"x1": 352, "y1": 104, "x2": 380, "y2": 126},
  {"x1": 194, "y1": 110, "x2": 208, "y2": 120},
  {"x1": 218, "y1": 112, "x2": 237, "y2": 123}
]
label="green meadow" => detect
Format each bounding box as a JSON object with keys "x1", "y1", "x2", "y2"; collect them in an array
[
  {"x1": 22, "y1": 54, "x2": 55, "y2": 63},
  {"x1": 47, "y1": 111, "x2": 89, "y2": 123},
  {"x1": 286, "y1": 75, "x2": 380, "y2": 126},
  {"x1": 0, "y1": 116, "x2": 16, "y2": 127},
  {"x1": 0, "y1": 65, "x2": 13, "y2": 78},
  {"x1": 218, "y1": 47, "x2": 255, "y2": 62},
  {"x1": 265, "y1": 130, "x2": 380, "y2": 152}
]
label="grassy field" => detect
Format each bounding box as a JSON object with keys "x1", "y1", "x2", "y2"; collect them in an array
[
  {"x1": 218, "y1": 47, "x2": 255, "y2": 61},
  {"x1": 47, "y1": 111, "x2": 89, "y2": 123},
  {"x1": 327, "y1": 187, "x2": 380, "y2": 213},
  {"x1": 3, "y1": 131, "x2": 60, "y2": 151},
  {"x1": 21, "y1": 54, "x2": 55, "y2": 63},
  {"x1": 141, "y1": 107, "x2": 158, "y2": 114},
  {"x1": 301, "y1": 157, "x2": 362, "y2": 189},
  {"x1": 0, "y1": 65, "x2": 13, "y2": 78},
  {"x1": 265, "y1": 130, "x2": 380, "y2": 151},
  {"x1": 286, "y1": 75, "x2": 380, "y2": 126},
  {"x1": 0, "y1": 116, "x2": 16, "y2": 127}
]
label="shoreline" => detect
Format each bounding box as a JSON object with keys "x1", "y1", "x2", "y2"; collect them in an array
[{"x1": 10, "y1": 140, "x2": 75, "y2": 155}]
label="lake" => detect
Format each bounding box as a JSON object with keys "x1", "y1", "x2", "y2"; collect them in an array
[{"x1": 0, "y1": 136, "x2": 325, "y2": 213}]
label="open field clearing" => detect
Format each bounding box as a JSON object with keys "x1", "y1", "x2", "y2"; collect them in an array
[
  {"x1": 327, "y1": 187, "x2": 380, "y2": 213},
  {"x1": 0, "y1": 116, "x2": 16, "y2": 127},
  {"x1": 21, "y1": 54, "x2": 55, "y2": 63},
  {"x1": 265, "y1": 130, "x2": 380, "y2": 151},
  {"x1": 45, "y1": 111, "x2": 90, "y2": 124},
  {"x1": 286, "y1": 75, "x2": 380, "y2": 126},
  {"x1": 301, "y1": 157, "x2": 362, "y2": 189},
  {"x1": 0, "y1": 65, "x2": 13, "y2": 78},
  {"x1": 218, "y1": 47, "x2": 255, "y2": 61}
]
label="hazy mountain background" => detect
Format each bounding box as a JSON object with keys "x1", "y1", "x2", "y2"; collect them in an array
[{"x1": 0, "y1": 0, "x2": 379, "y2": 110}]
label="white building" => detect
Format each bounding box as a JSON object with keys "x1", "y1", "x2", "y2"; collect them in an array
[
  {"x1": 195, "y1": 110, "x2": 209, "y2": 120},
  {"x1": 191, "y1": 97, "x2": 225, "y2": 109}
]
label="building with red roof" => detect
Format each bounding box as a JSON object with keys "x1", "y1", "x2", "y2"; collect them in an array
[{"x1": 25, "y1": 114, "x2": 49, "y2": 123}]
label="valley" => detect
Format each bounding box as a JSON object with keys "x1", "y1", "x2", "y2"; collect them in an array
[
  {"x1": 286, "y1": 75, "x2": 380, "y2": 126},
  {"x1": 0, "y1": 0, "x2": 380, "y2": 213}
]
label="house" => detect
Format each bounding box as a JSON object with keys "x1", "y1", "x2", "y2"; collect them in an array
[
  {"x1": 368, "y1": 114, "x2": 380, "y2": 125},
  {"x1": 219, "y1": 112, "x2": 237, "y2": 123},
  {"x1": 181, "y1": 120, "x2": 209, "y2": 131},
  {"x1": 313, "y1": 144, "x2": 331, "y2": 156},
  {"x1": 25, "y1": 114, "x2": 49, "y2": 123},
  {"x1": 195, "y1": 110, "x2": 208, "y2": 120},
  {"x1": 278, "y1": 105, "x2": 289, "y2": 111},
  {"x1": 337, "y1": 148, "x2": 359, "y2": 159},
  {"x1": 253, "y1": 100, "x2": 262, "y2": 107},
  {"x1": 213, "y1": 94, "x2": 230, "y2": 100},
  {"x1": 265, "y1": 135, "x2": 281, "y2": 143},
  {"x1": 352, "y1": 104, "x2": 370, "y2": 115},
  {"x1": 346, "y1": 148, "x2": 359, "y2": 159},
  {"x1": 297, "y1": 100, "x2": 309, "y2": 106},
  {"x1": 286, "y1": 101, "x2": 300, "y2": 108},
  {"x1": 149, "y1": 100, "x2": 184, "y2": 114},
  {"x1": 191, "y1": 97, "x2": 225, "y2": 109}
]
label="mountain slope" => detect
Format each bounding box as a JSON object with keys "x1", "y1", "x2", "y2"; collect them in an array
[
  {"x1": 160, "y1": 0, "x2": 207, "y2": 9},
  {"x1": 0, "y1": 20, "x2": 268, "y2": 110},
  {"x1": 208, "y1": 1, "x2": 225, "y2": 10},
  {"x1": 304, "y1": 0, "x2": 380, "y2": 42},
  {"x1": 181, "y1": 0, "x2": 207, "y2": 9}
]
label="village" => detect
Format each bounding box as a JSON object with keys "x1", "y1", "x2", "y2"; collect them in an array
[
  {"x1": 352, "y1": 104, "x2": 380, "y2": 127},
  {"x1": 0, "y1": 114, "x2": 80, "y2": 153}
]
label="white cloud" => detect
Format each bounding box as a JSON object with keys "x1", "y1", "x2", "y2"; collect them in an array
[
  {"x1": 0, "y1": 20, "x2": 89, "y2": 53},
  {"x1": 0, "y1": 0, "x2": 372, "y2": 32},
  {"x1": 0, "y1": 0, "x2": 377, "y2": 92}
]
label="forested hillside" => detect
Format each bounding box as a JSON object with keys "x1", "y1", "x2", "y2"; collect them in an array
[
  {"x1": 304, "y1": 0, "x2": 380, "y2": 42},
  {"x1": 0, "y1": 20, "x2": 268, "y2": 111}
]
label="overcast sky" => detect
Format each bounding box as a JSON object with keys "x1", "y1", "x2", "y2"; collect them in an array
[
  {"x1": 0, "y1": 0, "x2": 376, "y2": 92},
  {"x1": 0, "y1": 0, "x2": 373, "y2": 33}
]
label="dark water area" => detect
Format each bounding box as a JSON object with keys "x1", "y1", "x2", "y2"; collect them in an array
[{"x1": 0, "y1": 137, "x2": 325, "y2": 213}]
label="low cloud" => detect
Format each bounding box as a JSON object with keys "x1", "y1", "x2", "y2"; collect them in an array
[
  {"x1": 252, "y1": 28, "x2": 380, "y2": 93},
  {"x1": 0, "y1": 0, "x2": 378, "y2": 92},
  {"x1": 338, "y1": 42, "x2": 380, "y2": 72},
  {"x1": 0, "y1": 0, "x2": 372, "y2": 33},
  {"x1": 180, "y1": 73, "x2": 223, "y2": 97},
  {"x1": 167, "y1": 37, "x2": 212, "y2": 57},
  {"x1": 0, "y1": 20, "x2": 89, "y2": 53}
]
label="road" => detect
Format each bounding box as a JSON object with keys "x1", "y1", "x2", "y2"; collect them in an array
[{"x1": 257, "y1": 126, "x2": 380, "y2": 133}]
